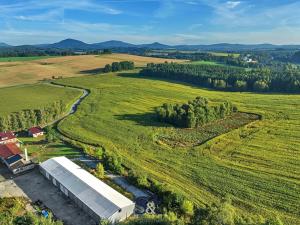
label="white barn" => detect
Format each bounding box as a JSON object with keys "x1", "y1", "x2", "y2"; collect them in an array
[{"x1": 39, "y1": 156, "x2": 135, "y2": 223}]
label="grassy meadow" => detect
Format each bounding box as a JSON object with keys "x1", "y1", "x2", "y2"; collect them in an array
[
  {"x1": 52, "y1": 71, "x2": 300, "y2": 224},
  {"x1": 0, "y1": 84, "x2": 82, "y2": 116},
  {"x1": 0, "y1": 56, "x2": 57, "y2": 62},
  {"x1": 0, "y1": 54, "x2": 184, "y2": 87}
]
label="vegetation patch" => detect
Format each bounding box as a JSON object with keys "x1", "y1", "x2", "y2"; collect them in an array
[
  {"x1": 156, "y1": 112, "x2": 259, "y2": 148},
  {"x1": 0, "y1": 197, "x2": 62, "y2": 225},
  {"x1": 155, "y1": 96, "x2": 237, "y2": 128}
]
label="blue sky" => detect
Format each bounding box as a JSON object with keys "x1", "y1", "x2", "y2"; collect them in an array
[{"x1": 1, "y1": 0, "x2": 300, "y2": 45}]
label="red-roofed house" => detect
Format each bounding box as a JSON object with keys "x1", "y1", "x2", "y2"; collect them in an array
[
  {"x1": 0, "y1": 143, "x2": 22, "y2": 160},
  {"x1": 28, "y1": 126, "x2": 44, "y2": 138},
  {"x1": 0, "y1": 131, "x2": 17, "y2": 145},
  {"x1": 0, "y1": 143, "x2": 35, "y2": 174}
]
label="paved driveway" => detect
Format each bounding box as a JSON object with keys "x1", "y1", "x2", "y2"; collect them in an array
[{"x1": 0, "y1": 166, "x2": 96, "y2": 225}]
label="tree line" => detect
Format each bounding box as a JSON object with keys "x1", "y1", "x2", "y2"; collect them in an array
[
  {"x1": 155, "y1": 97, "x2": 236, "y2": 128},
  {"x1": 0, "y1": 47, "x2": 112, "y2": 58},
  {"x1": 0, "y1": 101, "x2": 65, "y2": 131},
  {"x1": 140, "y1": 63, "x2": 300, "y2": 92},
  {"x1": 103, "y1": 61, "x2": 135, "y2": 73}
]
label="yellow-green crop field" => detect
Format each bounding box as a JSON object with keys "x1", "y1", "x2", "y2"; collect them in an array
[{"x1": 53, "y1": 71, "x2": 300, "y2": 224}]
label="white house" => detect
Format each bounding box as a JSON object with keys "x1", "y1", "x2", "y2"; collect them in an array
[{"x1": 28, "y1": 127, "x2": 44, "y2": 138}]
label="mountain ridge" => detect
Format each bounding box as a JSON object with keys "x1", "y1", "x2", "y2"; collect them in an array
[{"x1": 2, "y1": 38, "x2": 300, "y2": 51}]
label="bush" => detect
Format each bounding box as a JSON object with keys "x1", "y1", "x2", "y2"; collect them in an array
[
  {"x1": 96, "y1": 163, "x2": 105, "y2": 179},
  {"x1": 253, "y1": 80, "x2": 269, "y2": 92}
]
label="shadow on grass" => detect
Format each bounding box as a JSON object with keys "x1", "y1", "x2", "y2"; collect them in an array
[
  {"x1": 114, "y1": 112, "x2": 169, "y2": 127},
  {"x1": 117, "y1": 72, "x2": 214, "y2": 91},
  {"x1": 79, "y1": 68, "x2": 104, "y2": 75}
]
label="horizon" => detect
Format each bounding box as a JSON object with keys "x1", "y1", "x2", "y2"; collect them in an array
[
  {"x1": 1, "y1": 0, "x2": 300, "y2": 45},
  {"x1": 2, "y1": 38, "x2": 300, "y2": 47}
]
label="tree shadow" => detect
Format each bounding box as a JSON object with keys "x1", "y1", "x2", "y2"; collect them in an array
[
  {"x1": 117, "y1": 72, "x2": 212, "y2": 90},
  {"x1": 79, "y1": 68, "x2": 104, "y2": 75},
  {"x1": 114, "y1": 112, "x2": 169, "y2": 127}
]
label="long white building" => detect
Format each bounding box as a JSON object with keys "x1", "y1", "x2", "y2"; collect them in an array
[{"x1": 39, "y1": 156, "x2": 135, "y2": 223}]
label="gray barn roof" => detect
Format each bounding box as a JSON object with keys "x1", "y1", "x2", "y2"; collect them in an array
[{"x1": 40, "y1": 156, "x2": 134, "y2": 219}]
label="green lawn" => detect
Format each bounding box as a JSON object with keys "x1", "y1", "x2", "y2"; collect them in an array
[
  {"x1": 53, "y1": 71, "x2": 300, "y2": 224},
  {"x1": 187, "y1": 60, "x2": 221, "y2": 65},
  {"x1": 0, "y1": 84, "x2": 82, "y2": 116},
  {"x1": 0, "y1": 56, "x2": 57, "y2": 62},
  {"x1": 18, "y1": 136, "x2": 82, "y2": 162}
]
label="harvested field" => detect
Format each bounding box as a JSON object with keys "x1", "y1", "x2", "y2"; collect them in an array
[{"x1": 0, "y1": 54, "x2": 184, "y2": 87}]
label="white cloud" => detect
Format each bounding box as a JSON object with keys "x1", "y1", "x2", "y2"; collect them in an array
[
  {"x1": 0, "y1": 0, "x2": 122, "y2": 17},
  {"x1": 14, "y1": 9, "x2": 64, "y2": 22},
  {"x1": 226, "y1": 1, "x2": 241, "y2": 9},
  {"x1": 154, "y1": 0, "x2": 176, "y2": 18},
  {"x1": 188, "y1": 23, "x2": 203, "y2": 31}
]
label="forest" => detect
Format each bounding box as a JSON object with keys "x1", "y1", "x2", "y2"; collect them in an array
[
  {"x1": 155, "y1": 97, "x2": 236, "y2": 128},
  {"x1": 140, "y1": 63, "x2": 300, "y2": 92},
  {"x1": 0, "y1": 101, "x2": 65, "y2": 131}
]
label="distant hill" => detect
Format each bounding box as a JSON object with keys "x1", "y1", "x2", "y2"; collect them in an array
[
  {"x1": 174, "y1": 43, "x2": 300, "y2": 51},
  {"x1": 0, "y1": 42, "x2": 11, "y2": 48},
  {"x1": 1, "y1": 38, "x2": 300, "y2": 52},
  {"x1": 93, "y1": 40, "x2": 136, "y2": 48},
  {"x1": 45, "y1": 38, "x2": 93, "y2": 50},
  {"x1": 138, "y1": 42, "x2": 170, "y2": 49}
]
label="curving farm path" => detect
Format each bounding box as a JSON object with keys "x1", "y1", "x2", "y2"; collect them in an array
[{"x1": 43, "y1": 82, "x2": 89, "y2": 127}]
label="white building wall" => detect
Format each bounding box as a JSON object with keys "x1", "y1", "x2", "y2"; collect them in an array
[{"x1": 109, "y1": 203, "x2": 136, "y2": 223}]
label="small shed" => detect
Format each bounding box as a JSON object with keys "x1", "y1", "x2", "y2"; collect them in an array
[{"x1": 28, "y1": 126, "x2": 44, "y2": 138}]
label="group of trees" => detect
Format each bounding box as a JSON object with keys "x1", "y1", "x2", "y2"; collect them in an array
[
  {"x1": 0, "y1": 101, "x2": 65, "y2": 131},
  {"x1": 0, "y1": 197, "x2": 62, "y2": 225},
  {"x1": 140, "y1": 63, "x2": 300, "y2": 92},
  {"x1": 101, "y1": 197, "x2": 284, "y2": 225},
  {"x1": 155, "y1": 97, "x2": 237, "y2": 128},
  {"x1": 103, "y1": 61, "x2": 135, "y2": 73}
]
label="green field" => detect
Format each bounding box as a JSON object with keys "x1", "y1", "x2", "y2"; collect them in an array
[
  {"x1": 188, "y1": 60, "x2": 220, "y2": 65},
  {"x1": 210, "y1": 52, "x2": 240, "y2": 58},
  {"x1": 53, "y1": 71, "x2": 300, "y2": 224},
  {"x1": 0, "y1": 84, "x2": 82, "y2": 116},
  {"x1": 0, "y1": 56, "x2": 57, "y2": 62}
]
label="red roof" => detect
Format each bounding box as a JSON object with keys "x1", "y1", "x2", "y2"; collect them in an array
[
  {"x1": 28, "y1": 126, "x2": 43, "y2": 134},
  {"x1": 0, "y1": 143, "x2": 22, "y2": 159},
  {"x1": 0, "y1": 131, "x2": 16, "y2": 141}
]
